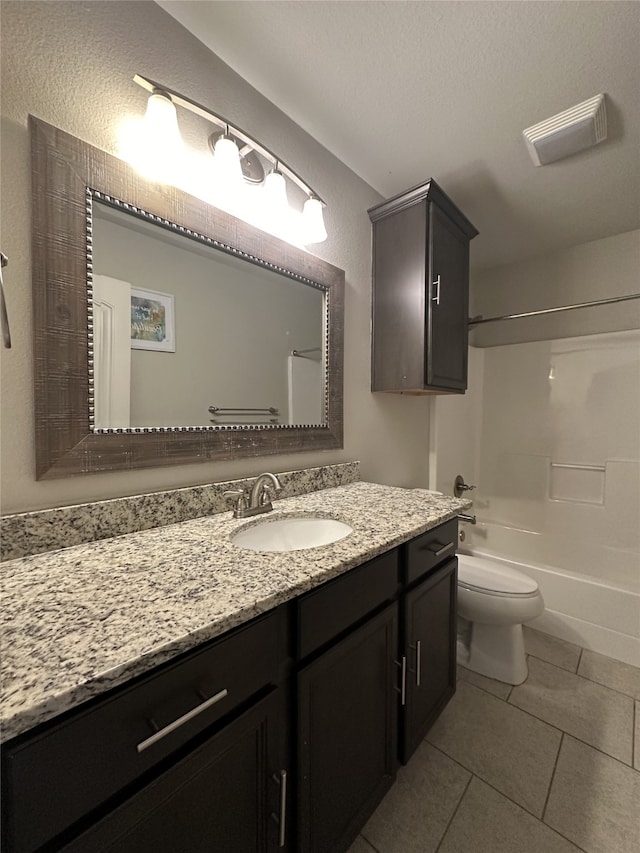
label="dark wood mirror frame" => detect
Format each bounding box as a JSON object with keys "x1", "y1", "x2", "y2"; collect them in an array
[{"x1": 30, "y1": 116, "x2": 344, "y2": 479}]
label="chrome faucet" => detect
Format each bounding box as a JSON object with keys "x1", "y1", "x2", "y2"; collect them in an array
[{"x1": 224, "y1": 472, "x2": 283, "y2": 519}]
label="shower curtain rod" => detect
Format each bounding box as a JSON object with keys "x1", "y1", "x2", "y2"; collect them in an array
[{"x1": 468, "y1": 292, "x2": 640, "y2": 327}]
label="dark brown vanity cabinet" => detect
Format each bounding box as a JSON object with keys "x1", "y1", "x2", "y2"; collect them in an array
[
  {"x1": 2, "y1": 609, "x2": 291, "y2": 853},
  {"x1": 2, "y1": 520, "x2": 459, "y2": 853},
  {"x1": 296, "y1": 551, "x2": 399, "y2": 853},
  {"x1": 60, "y1": 688, "x2": 288, "y2": 853},
  {"x1": 400, "y1": 519, "x2": 458, "y2": 763},
  {"x1": 369, "y1": 179, "x2": 478, "y2": 394}
]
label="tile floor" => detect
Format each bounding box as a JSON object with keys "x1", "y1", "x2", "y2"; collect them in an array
[{"x1": 348, "y1": 627, "x2": 640, "y2": 853}]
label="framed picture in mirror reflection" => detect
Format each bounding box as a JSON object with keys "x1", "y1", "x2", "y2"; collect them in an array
[{"x1": 130, "y1": 287, "x2": 176, "y2": 352}]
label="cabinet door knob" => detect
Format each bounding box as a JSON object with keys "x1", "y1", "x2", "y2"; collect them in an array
[{"x1": 432, "y1": 274, "x2": 441, "y2": 305}]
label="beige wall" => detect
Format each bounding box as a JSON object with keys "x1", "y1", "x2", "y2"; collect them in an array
[
  {"x1": 470, "y1": 230, "x2": 640, "y2": 347},
  {"x1": 0, "y1": 0, "x2": 431, "y2": 513}
]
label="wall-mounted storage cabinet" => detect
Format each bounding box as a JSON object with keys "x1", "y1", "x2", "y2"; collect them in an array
[{"x1": 369, "y1": 179, "x2": 478, "y2": 394}]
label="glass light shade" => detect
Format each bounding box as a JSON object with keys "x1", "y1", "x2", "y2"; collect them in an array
[
  {"x1": 263, "y1": 170, "x2": 288, "y2": 211},
  {"x1": 119, "y1": 92, "x2": 183, "y2": 184},
  {"x1": 145, "y1": 93, "x2": 181, "y2": 140},
  {"x1": 302, "y1": 196, "x2": 328, "y2": 243},
  {"x1": 209, "y1": 135, "x2": 245, "y2": 214},
  {"x1": 213, "y1": 135, "x2": 244, "y2": 185}
]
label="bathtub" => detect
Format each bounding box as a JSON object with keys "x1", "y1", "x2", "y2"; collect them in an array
[{"x1": 460, "y1": 521, "x2": 640, "y2": 668}]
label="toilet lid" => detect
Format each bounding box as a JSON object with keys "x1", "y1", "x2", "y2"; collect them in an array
[{"x1": 458, "y1": 555, "x2": 539, "y2": 595}]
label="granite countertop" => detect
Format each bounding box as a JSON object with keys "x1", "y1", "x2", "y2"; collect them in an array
[{"x1": 1, "y1": 482, "x2": 470, "y2": 743}]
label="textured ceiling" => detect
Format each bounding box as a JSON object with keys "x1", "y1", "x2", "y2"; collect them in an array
[{"x1": 157, "y1": 0, "x2": 640, "y2": 270}]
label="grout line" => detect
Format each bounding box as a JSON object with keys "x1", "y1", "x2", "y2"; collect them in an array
[
  {"x1": 429, "y1": 739, "x2": 587, "y2": 853},
  {"x1": 426, "y1": 739, "x2": 479, "y2": 777},
  {"x1": 359, "y1": 832, "x2": 382, "y2": 853},
  {"x1": 451, "y1": 679, "x2": 636, "y2": 772},
  {"x1": 526, "y1": 650, "x2": 580, "y2": 675},
  {"x1": 428, "y1": 742, "x2": 548, "y2": 822},
  {"x1": 569, "y1": 668, "x2": 640, "y2": 702},
  {"x1": 541, "y1": 820, "x2": 590, "y2": 853},
  {"x1": 457, "y1": 672, "x2": 512, "y2": 703},
  {"x1": 433, "y1": 773, "x2": 473, "y2": 853},
  {"x1": 633, "y1": 700, "x2": 637, "y2": 771},
  {"x1": 541, "y1": 731, "x2": 564, "y2": 822},
  {"x1": 510, "y1": 654, "x2": 639, "y2": 705},
  {"x1": 507, "y1": 696, "x2": 636, "y2": 771}
]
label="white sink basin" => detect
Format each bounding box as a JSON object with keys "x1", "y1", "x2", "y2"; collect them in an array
[{"x1": 230, "y1": 516, "x2": 353, "y2": 552}]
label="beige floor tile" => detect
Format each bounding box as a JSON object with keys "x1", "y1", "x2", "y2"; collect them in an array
[
  {"x1": 510, "y1": 656, "x2": 634, "y2": 764},
  {"x1": 578, "y1": 648, "x2": 640, "y2": 700},
  {"x1": 427, "y1": 680, "x2": 561, "y2": 817},
  {"x1": 438, "y1": 776, "x2": 583, "y2": 853},
  {"x1": 347, "y1": 835, "x2": 377, "y2": 853},
  {"x1": 635, "y1": 701, "x2": 639, "y2": 770},
  {"x1": 360, "y1": 741, "x2": 470, "y2": 853},
  {"x1": 523, "y1": 626, "x2": 582, "y2": 672},
  {"x1": 545, "y1": 736, "x2": 640, "y2": 853},
  {"x1": 457, "y1": 664, "x2": 512, "y2": 699}
]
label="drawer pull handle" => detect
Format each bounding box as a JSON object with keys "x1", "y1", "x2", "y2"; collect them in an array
[
  {"x1": 136, "y1": 688, "x2": 229, "y2": 753},
  {"x1": 270, "y1": 769, "x2": 288, "y2": 847},
  {"x1": 424, "y1": 541, "x2": 455, "y2": 558},
  {"x1": 394, "y1": 656, "x2": 407, "y2": 706}
]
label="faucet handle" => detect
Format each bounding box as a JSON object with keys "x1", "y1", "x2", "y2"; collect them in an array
[
  {"x1": 259, "y1": 483, "x2": 275, "y2": 507},
  {"x1": 223, "y1": 489, "x2": 248, "y2": 515},
  {"x1": 454, "y1": 475, "x2": 477, "y2": 498}
]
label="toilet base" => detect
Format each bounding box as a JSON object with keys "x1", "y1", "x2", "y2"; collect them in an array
[{"x1": 466, "y1": 622, "x2": 529, "y2": 685}]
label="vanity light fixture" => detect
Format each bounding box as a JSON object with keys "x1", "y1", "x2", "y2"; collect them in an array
[{"x1": 121, "y1": 75, "x2": 328, "y2": 245}]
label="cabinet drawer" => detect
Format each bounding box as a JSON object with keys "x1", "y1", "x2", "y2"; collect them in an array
[
  {"x1": 3, "y1": 609, "x2": 281, "y2": 853},
  {"x1": 297, "y1": 549, "x2": 398, "y2": 659},
  {"x1": 405, "y1": 519, "x2": 458, "y2": 584}
]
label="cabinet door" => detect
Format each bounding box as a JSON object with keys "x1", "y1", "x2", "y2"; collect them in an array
[
  {"x1": 371, "y1": 201, "x2": 427, "y2": 392},
  {"x1": 427, "y1": 203, "x2": 469, "y2": 391},
  {"x1": 298, "y1": 603, "x2": 398, "y2": 853},
  {"x1": 61, "y1": 689, "x2": 289, "y2": 853},
  {"x1": 401, "y1": 558, "x2": 457, "y2": 763}
]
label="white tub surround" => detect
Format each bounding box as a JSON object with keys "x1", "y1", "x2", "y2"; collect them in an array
[
  {"x1": 1, "y1": 483, "x2": 470, "y2": 742},
  {"x1": 434, "y1": 330, "x2": 640, "y2": 667}
]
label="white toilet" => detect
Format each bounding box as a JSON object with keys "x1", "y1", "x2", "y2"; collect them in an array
[{"x1": 456, "y1": 554, "x2": 544, "y2": 685}]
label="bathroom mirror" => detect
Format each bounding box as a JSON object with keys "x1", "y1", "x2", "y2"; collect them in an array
[{"x1": 30, "y1": 117, "x2": 344, "y2": 479}]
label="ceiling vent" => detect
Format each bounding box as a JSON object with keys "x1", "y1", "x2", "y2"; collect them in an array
[{"x1": 522, "y1": 94, "x2": 607, "y2": 166}]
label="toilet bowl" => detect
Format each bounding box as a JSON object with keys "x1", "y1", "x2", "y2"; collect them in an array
[{"x1": 457, "y1": 554, "x2": 544, "y2": 685}]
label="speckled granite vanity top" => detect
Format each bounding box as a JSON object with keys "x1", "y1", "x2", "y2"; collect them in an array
[{"x1": 1, "y1": 482, "x2": 470, "y2": 742}]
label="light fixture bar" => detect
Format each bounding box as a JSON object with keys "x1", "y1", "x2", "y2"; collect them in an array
[{"x1": 133, "y1": 74, "x2": 326, "y2": 206}]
